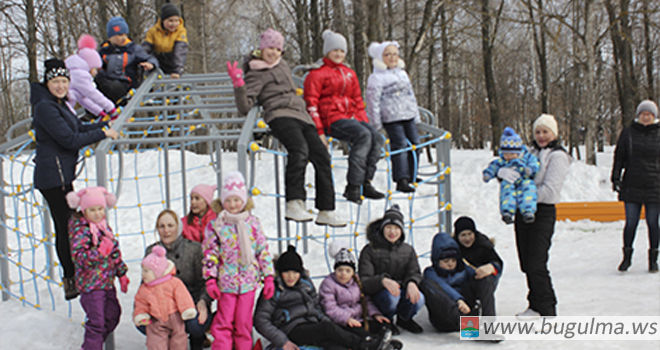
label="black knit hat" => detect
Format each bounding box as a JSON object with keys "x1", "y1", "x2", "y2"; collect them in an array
[
  {"x1": 381, "y1": 204, "x2": 404, "y2": 232},
  {"x1": 161, "y1": 3, "x2": 181, "y2": 20},
  {"x1": 453, "y1": 216, "x2": 476, "y2": 235},
  {"x1": 43, "y1": 58, "x2": 69, "y2": 83},
  {"x1": 275, "y1": 245, "x2": 304, "y2": 273}
]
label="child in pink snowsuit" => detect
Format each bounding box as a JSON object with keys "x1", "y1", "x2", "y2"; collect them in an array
[
  {"x1": 67, "y1": 186, "x2": 129, "y2": 350},
  {"x1": 134, "y1": 245, "x2": 198, "y2": 350},
  {"x1": 202, "y1": 171, "x2": 275, "y2": 350},
  {"x1": 181, "y1": 184, "x2": 217, "y2": 243}
]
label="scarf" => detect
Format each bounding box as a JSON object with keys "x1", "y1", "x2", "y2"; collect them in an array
[
  {"x1": 88, "y1": 218, "x2": 113, "y2": 246},
  {"x1": 249, "y1": 57, "x2": 282, "y2": 71},
  {"x1": 217, "y1": 210, "x2": 254, "y2": 266}
]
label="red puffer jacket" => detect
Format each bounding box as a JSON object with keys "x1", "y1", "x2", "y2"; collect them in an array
[{"x1": 303, "y1": 57, "x2": 368, "y2": 135}]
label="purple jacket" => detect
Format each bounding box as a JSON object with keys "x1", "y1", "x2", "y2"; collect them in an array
[
  {"x1": 318, "y1": 274, "x2": 380, "y2": 325},
  {"x1": 65, "y1": 53, "x2": 115, "y2": 116}
]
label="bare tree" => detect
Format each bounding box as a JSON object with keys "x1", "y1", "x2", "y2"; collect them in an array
[{"x1": 479, "y1": 0, "x2": 505, "y2": 154}]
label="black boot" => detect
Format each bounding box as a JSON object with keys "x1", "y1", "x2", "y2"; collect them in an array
[
  {"x1": 649, "y1": 249, "x2": 658, "y2": 273},
  {"x1": 343, "y1": 184, "x2": 363, "y2": 204},
  {"x1": 396, "y1": 179, "x2": 415, "y2": 193},
  {"x1": 396, "y1": 316, "x2": 423, "y2": 333},
  {"x1": 190, "y1": 336, "x2": 204, "y2": 350},
  {"x1": 62, "y1": 277, "x2": 79, "y2": 300},
  {"x1": 618, "y1": 247, "x2": 633, "y2": 271},
  {"x1": 363, "y1": 181, "x2": 385, "y2": 199}
]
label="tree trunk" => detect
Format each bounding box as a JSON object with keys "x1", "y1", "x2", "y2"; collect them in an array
[
  {"x1": 642, "y1": 0, "x2": 655, "y2": 100},
  {"x1": 583, "y1": 0, "x2": 597, "y2": 165},
  {"x1": 53, "y1": 0, "x2": 66, "y2": 57},
  {"x1": 525, "y1": 0, "x2": 549, "y2": 113},
  {"x1": 310, "y1": 0, "x2": 322, "y2": 60},
  {"x1": 480, "y1": 0, "x2": 501, "y2": 154},
  {"x1": 26, "y1": 0, "x2": 37, "y2": 83},
  {"x1": 97, "y1": 1, "x2": 110, "y2": 42},
  {"x1": 366, "y1": 0, "x2": 383, "y2": 42},
  {"x1": 352, "y1": 0, "x2": 367, "y2": 90},
  {"x1": 293, "y1": 0, "x2": 310, "y2": 64},
  {"x1": 332, "y1": 0, "x2": 350, "y2": 63}
]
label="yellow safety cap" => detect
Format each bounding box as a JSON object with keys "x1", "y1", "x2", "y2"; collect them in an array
[
  {"x1": 296, "y1": 88, "x2": 303, "y2": 96},
  {"x1": 257, "y1": 120, "x2": 267, "y2": 128},
  {"x1": 251, "y1": 188, "x2": 261, "y2": 196},
  {"x1": 250, "y1": 142, "x2": 260, "y2": 152}
]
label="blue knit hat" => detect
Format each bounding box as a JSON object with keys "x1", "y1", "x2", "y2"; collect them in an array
[
  {"x1": 107, "y1": 17, "x2": 129, "y2": 38},
  {"x1": 500, "y1": 127, "x2": 522, "y2": 153}
]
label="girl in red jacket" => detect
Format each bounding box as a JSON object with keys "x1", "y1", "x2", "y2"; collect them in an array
[
  {"x1": 181, "y1": 184, "x2": 217, "y2": 243},
  {"x1": 303, "y1": 30, "x2": 385, "y2": 204}
]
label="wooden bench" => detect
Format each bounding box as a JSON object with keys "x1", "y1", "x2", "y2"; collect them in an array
[{"x1": 556, "y1": 201, "x2": 645, "y2": 222}]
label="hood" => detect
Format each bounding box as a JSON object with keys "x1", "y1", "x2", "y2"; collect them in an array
[
  {"x1": 453, "y1": 229, "x2": 493, "y2": 251},
  {"x1": 431, "y1": 232, "x2": 464, "y2": 274},
  {"x1": 366, "y1": 218, "x2": 405, "y2": 248},
  {"x1": 65, "y1": 54, "x2": 89, "y2": 72},
  {"x1": 30, "y1": 82, "x2": 59, "y2": 107}
]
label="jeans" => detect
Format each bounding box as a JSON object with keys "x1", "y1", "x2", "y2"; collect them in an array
[
  {"x1": 371, "y1": 287, "x2": 425, "y2": 321},
  {"x1": 328, "y1": 119, "x2": 384, "y2": 185},
  {"x1": 383, "y1": 120, "x2": 420, "y2": 182},
  {"x1": 40, "y1": 184, "x2": 75, "y2": 278},
  {"x1": 623, "y1": 202, "x2": 660, "y2": 249}
]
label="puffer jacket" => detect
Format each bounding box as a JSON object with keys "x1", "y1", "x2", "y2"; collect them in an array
[
  {"x1": 254, "y1": 274, "x2": 328, "y2": 348},
  {"x1": 611, "y1": 121, "x2": 660, "y2": 203},
  {"x1": 97, "y1": 38, "x2": 159, "y2": 87},
  {"x1": 482, "y1": 146, "x2": 540, "y2": 184},
  {"x1": 181, "y1": 209, "x2": 217, "y2": 243},
  {"x1": 30, "y1": 82, "x2": 107, "y2": 190},
  {"x1": 133, "y1": 262, "x2": 197, "y2": 324},
  {"x1": 531, "y1": 140, "x2": 572, "y2": 204},
  {"x1": 319, "y1": 273, "x2": 380, "y2": 325},
  {"x1": 358, "y1": 218, "x2": 423, "y2": 296},
  {"x1": 65, "y1": 53, "x2": 115, "y2": 116},
  {"x1": 142, "y1": 19, "x2": 189, "y2": 75},
  {"x1": 233, "y1": 56, "x2": 313, "y2": 126},
  {"x1": 303, "y1": 57, "x2": 368, "y2": 135},
  {"x1": 365, "y1": 61, "x2": 420, "y2": 131},
  {"x1": 69, "y1": 214, "x2": 128, "y2": 293},
  {"x1": 423, "y1": 233, "x2": 475, "y2": 302}
]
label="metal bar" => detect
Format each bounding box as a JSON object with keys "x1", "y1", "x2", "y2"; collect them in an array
[
  {"x1": 0, "y1": 134, "x2": 31, "y2": 154},
  {"x1": 134, "y1": 103, "x2": 237, "y2": 112},
  {"x1": 4, "y1": 119, "x2": 32, "y2": 142},
  {"x1": 140, "y1": 90, "x2": 235, "y2": 98},
  {"x1": 0, "y1": 157, "x2": 8, "y2": 301},
  {"x1": 154, "y1": 75, "x2": 231, "y2": 84},
  {"x1": 125, "y1": 118, "x2": 245, "y2": 128},
  {"x1": 180, "y1": 118, "x2": 187, "y2": 212},
  {"x1": 109, "y1": 135, "x2": 244, "y2": 145},
  {"x1": 164, "y1": 137, "x2": 171, "y2": 209},
  {"x1": 237, "y1": 108, "x2": 259, "y2": 175},
  {"x1": 441, "y1": 138, "x2": 452, "y2": 232},
  {"x1": 274, "y1": 140, "x2": 283, "y2": 254}
]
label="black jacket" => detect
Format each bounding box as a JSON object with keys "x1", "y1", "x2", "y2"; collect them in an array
[
  {"x1": 611, "y1": 122, "x2": 660, "y2": 203},
  {"x1": 454, "y1": 231, "x2": 503, "y2": 275}
]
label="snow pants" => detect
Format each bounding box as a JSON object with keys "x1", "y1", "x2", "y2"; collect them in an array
[
  {"x1": 80, "y1": 289, "x2": 121, "y2": 350},
  {"x1": 146, "y1": 312, "x2": 187, "y2": 350},
  {"x1": 210, "y1": 290, "x2": 256, "y2": 350},
  {"x1": 500, "y1": 178, "x2": 537, "y2": 217},
  {"x1": 328, "y1": 119, "x2": 384, "y2": 186},
  {"x1": 383, "y1": 119, "x2": 420, "y2": 182},
  {"x1": 288, "y1": 320, "x2": 364, "y2": 350}
]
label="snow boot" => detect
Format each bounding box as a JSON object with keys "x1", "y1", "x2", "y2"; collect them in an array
[
  {"x1": 343, "y1": 184, "x2": 363, "y2": 204},
  {"x1": 396, "y1": 317, "x2": 423, "y2": 334},
  {"x1": 396, "y1": 179, "x2": 415, "y2": 193},
  {"x1": 522, "y1": 212, "x2": 535, "y2": 223},
  {"x1": 285, "y1": 200, "x2": 314, "y2": 222},
  {"x1": 649, "y1": 249, "x2": 658, "y2": 273},
  {"x1": 362, "y1": 181, "x2": 385, "y2": 200},
  {"x1": 618, "y1": 247, "x2": 633, "y2": 271},
  {"x1": 62, "y1": 277, "x2": 79, "y2": 300},
  {"x1": 502, "y1": 214, "x2": 514, "y2": 225},
  {"x1": 315, "y1": 210, "x2": 347, "y2": 227}
]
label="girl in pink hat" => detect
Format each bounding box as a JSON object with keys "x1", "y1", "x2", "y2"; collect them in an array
[{"x1": 182, "y1": 184, "x2": 218, "y2": 243}]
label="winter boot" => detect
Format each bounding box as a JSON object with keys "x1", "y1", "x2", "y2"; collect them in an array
[
  {"x1": 343, "y1": 184, "x2": 363, "y2": 204},
  {"x1": 389, "y1": 339, "x2": 403, "y2": 350},
  {"x1": 396, "y1": 316, "x2": 423, "y2": 334},
  {"x1": 285, "y1": 200, "x2": 314, "y2": 222},
  {"x1": 502, "y1": 214, "x2": 514, "y2": 225},
  {"x1": 649, "y1": 249, "x2": 658, "y2": 273},
  {"x1": 362, "y1": 181, "x2": 385, "y2": 199},
  {"x1": 522, "y1": 212, "x2": 535, "y2": 224},
  {"x1": 315, "y1": 210, "x2": 347, "y2": 227},
  {"x1": 396, "y1": 179, "x2": 415, "y2": 193},
  {"x1": 618, "y1": 247, "x2": 633, "y2": 271},
  {"x1": 190, "y1": 336, "x2": 205, "y2": 350},
  {"x1": 62, "y1": 277, "x2": 79, "y2": 300}
]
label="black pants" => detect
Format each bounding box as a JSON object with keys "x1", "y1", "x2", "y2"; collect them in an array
[
  {"x1": 95, "y1": 75, "x2": 130, "y2": 104},
  {"x1": 514, "y1": 203, "x2": 557, "y2": 316},
  {"x1": 343, "y1": 319, "x2": 387, "y2": 338},
  {"x1": 268, "y1": 117, "x2": 335, "y2": 211},
  {"x1": 288, "y1": 321, "x2": 363, "y2": 350},
  {"x1": 40, "y1": 185, "x2": 75, "y2": 278}
]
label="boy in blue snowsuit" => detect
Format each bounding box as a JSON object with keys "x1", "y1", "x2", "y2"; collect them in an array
[{"x1": 483, "y1": 127, "x2": 540, "y2": 224}]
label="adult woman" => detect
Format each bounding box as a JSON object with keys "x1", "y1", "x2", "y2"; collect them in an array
[
  {"x1": 31, "y1": 58, "x2": 118, "y2": 300},
  {"x1": 611, "y1": 100, "x2": 660, "y2": 273},
  {"x1": 144, "y1": 209, "x2": 211, "y2": 350},
  {"x1": 513, "y1": 114, "x2": 571, "y2": 317}
]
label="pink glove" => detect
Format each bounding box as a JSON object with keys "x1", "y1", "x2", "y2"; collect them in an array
[
  {"x1": 205, "y1": 279, "x2": 221, "y2": 300},
  {"x1": 98, "y1": 237, "x2": 114, "y2": 257},
  {"x1": 226, "y1": 61, "x2": 245, "y2": 88},
  {"x1": 263, "y1": 276, "x2": 275, "y2": 300},
  {"x1": 119, "y1": 275, "x2": 129, "y2": 293},
  {"x1": 108, "y1": 107, "x2": 121, "y2": 121}
]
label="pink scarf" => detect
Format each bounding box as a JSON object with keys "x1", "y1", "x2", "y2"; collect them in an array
[
  {"x1": 216, "y1": 210, "x2": 254, "y2": 266},
  {"x1": 88, "y1": 218, "x2": 113, "y2": 246},
  {"x1": 249, "y1": 57, "x2": 282, "y2": 71}
]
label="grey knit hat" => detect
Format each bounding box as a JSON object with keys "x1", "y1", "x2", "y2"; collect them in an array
[
  {"x1": 322, "y1": 30, "x2": 347, "y2": 56},
  {"x1": 636, "y1": 100, "x2": 658, "y2": 119},
  {"x1": 381, "y1": 204, "x2": 405, "y2": 232}
]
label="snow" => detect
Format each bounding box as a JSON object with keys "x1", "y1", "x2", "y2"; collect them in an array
[{"x1": 1, "y1": 146, "x2": 659, "y2": 349}]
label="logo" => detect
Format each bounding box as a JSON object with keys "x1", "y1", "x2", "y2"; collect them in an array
[{"x1": 460, "y1": 316, "x2": 480, "y2": 338}]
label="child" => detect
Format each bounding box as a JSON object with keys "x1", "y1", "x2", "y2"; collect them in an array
[
  {"x1": 419, "y1": 233, "x2": 496, "y2": 332},
  {"x1": 96, "y1": 16, "x2": 159, "y2": 102},
  {"x1": 134, "y1": 245, "x2": 198, "y2": 350},
  {"x1": 358, "y1": 204, "x2": 425, "y2": 334},
  {"x1": 303, "y1": 29, "x2": 385, "y2": 204},
  {"x1": 453, "y1": 216, "x2": 503, "y2": 288},
  {"x1": 366, "y1": 41, "x2": 421, "y2": 193},
  {"x1": 143, "y1": 3, "x2": 189, "y2": 78},
  {"x1": 202, "y1": 171, "x2": 274, "y2": 350},
  {"x1": 254, "y1": 245, "x2": 389, "y2": 350},
  {"x1": 66, "y1": 186, "x2": 129, "y2": 350},
  {"x1": 228, "y1": 28, "x2": 344, "y2": 227},
  {"x1": 65, "y1": 34, "x2": 120, "y2": 121},
  {"x1": 482, "y1": 127, "x2": 540, "y2": 224},
  {"x1": 181, "y1": 184, "x2": 217, "y2": 243}
]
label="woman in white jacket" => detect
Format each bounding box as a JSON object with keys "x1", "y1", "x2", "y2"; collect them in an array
[{"x1": 366, "y1": 41, "x2": 421, "y2": 193}]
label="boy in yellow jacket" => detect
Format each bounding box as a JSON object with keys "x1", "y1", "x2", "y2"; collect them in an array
[{"x1": 143, "y1": 3, "x2": 188, "y2": 78}]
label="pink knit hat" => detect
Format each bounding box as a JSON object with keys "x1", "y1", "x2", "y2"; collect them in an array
[
  {"x1": 220, "y1": 171, "x2": 248, "y2": 208},
  {"x1": 77, "y1": 34, "x2": 102, "y2": 69},
  {"x1": 259, "y1": 28, "x2": 284, "y2": 51},
  {"x1": 66, "y1": 186, "x2": 117, "y2": 211},
  {"x1": 191, "y1": 184, "x2": 217, "y2": 206},
  {"x1": 142, "y1": 246, "x2": 170, "y2": 278}
]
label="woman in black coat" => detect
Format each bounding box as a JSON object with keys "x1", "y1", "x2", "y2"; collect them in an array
[
  {"x1": 611, "y1": 100, "x2": 660, "y2": 273},
  {"x1": 31, "y1": 58, "x2": 118, "y2": 300}
]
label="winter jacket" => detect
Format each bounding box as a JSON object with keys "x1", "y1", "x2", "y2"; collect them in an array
[
  {"x1": 133, "y1": 264, "x2": 197, "y2": 325},
  {"x1": 97, "y1": 38, "x2": 159, "y2": 87},
  {"x1": 303, "y1": 57, "x2": 368, "y2": 135},
  {"x1": 611, "y1": 122, "x2": 660, "y2": 203},
  {"x1": 69, "y1": 214, "x2": 127, "y2": 293},
  {"x1": 233, "y1": 56, "x2": 313, "y2": 126},
  {"x1": 143, "y1": 19, "x2": 189, "y2": 75},
  {"x1": 319, "y1": 274, "x2": 380, "y2": 325},
  {"x1": 454, "y1": 231, "x2": 503, "y2": 275},
  {"x1": 65, "y1": 53, "x2": 115, "y2": 117},
  {"x1": 358, "y1": 218, "x2": 423, "y2": 296},
  {"x1": 482, "y1": 146, "x2": 540, "y2": 184},
  {"x1": 365, "y1": 62, "x2": 420, "y2": 131},
  {"x1": 181, "y1": 209, "x2": 217, "y2": 243},
  {"x1": 202, "y1": 213, "x2": 273, "y2": 294},
  {"x1": 30, "y1": 82, "x2": 108, "y2": 190},
  {"x1": 531, "y1": 140, "x2": 572, "y2": 204},
  {"x1": 423, "y1": 233, "x2": 475, "y2": 302},
  {"x1": 254, "y1": 274, "x2": 329, "y2": 348},
  {"x1": 145, "y1": 235, "x2": 210, "y2": 304}
]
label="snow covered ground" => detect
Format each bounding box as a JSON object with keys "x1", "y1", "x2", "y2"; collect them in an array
[{"x1": 1, "y1": 146, "x2": 659, "y2": 349}]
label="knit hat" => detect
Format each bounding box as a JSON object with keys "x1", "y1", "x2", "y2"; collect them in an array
[
  {"x1": 381, "y1": 204, "x2": 404, "y2": 232},
  {"x1": 191, "y1": 184, "x2": 217, "y2": 206},
  {"x1": 636, "y1": 100, "x2": 658, "y2": 119},
  {"x1": 76, "y1": 34, "x2": 102, "y2": 69},
  {"x1": 329, "y1": 241, "x2": 356, "y2": 271},
  {"x1": 142, "y1": 246, "x2": 171, "y2": 278},
  {"x1": 275, "y1": 245, "x2": 304, "y2": 273},
  {"x1": 161, "y1": 3, "x2": 181, "y2": 20},
  {"x1": 220, "y1": 171, "x2": 248, "y2": 209},
  {"x1": 368, "y1": 41, "x2": 399, "y2": 60},
  {"x1": 499, "y1": 127, "x2": 523, "y2": 153},
  {"x1": 533, "y1": 113, "x2": 558, "y2": 137},
  {"x1": 322, "y1": 29, "x2": 347, "y2": 56},
  {"x1": 66, "y1": 186, "x2": 117, "y2": 211},
  {"x1": 453, "y1": 216, "x2": 476, "y2": 235},
  {"x1": 259, "y1": 28, "x2": 284, "y2": 51},
  {"x1": 43, "y1": 58, "x2": 69, "y2": 83},
  {"x1": 107, "y1": 16, "x2": 129, "y2": 38}
]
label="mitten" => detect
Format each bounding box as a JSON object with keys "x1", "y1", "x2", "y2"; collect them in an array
[
  {"x1": 205, "y1": 279, "x2": 221, "y2": 300},
  {"x1": 524, "y1": 167, "x2": 533, "y2": 177},
  {"x1": 108, "y1": 107, "x2": 121, "y2": 121},
  {"x1": 226, "y1": 61, "x2": 245, "y2": 88},
  {"x1": 98, "y1": 110, "x2": 108, "y2": 119},
  {"x1": 119, "y1": 275, "x2": 130, "y2": 293},
  {"x1": 497, "y1": 167, "x2": 520, "y2": 183},
  {"x1": 98, "y1": 237, "x2": 114, "y2": 257},
  {"x1": 263, "y1": 275, "x2": 275, "y2": 300},
  {"x1": 482, "y1": 173, "x2": 490, "y2": 183}
]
